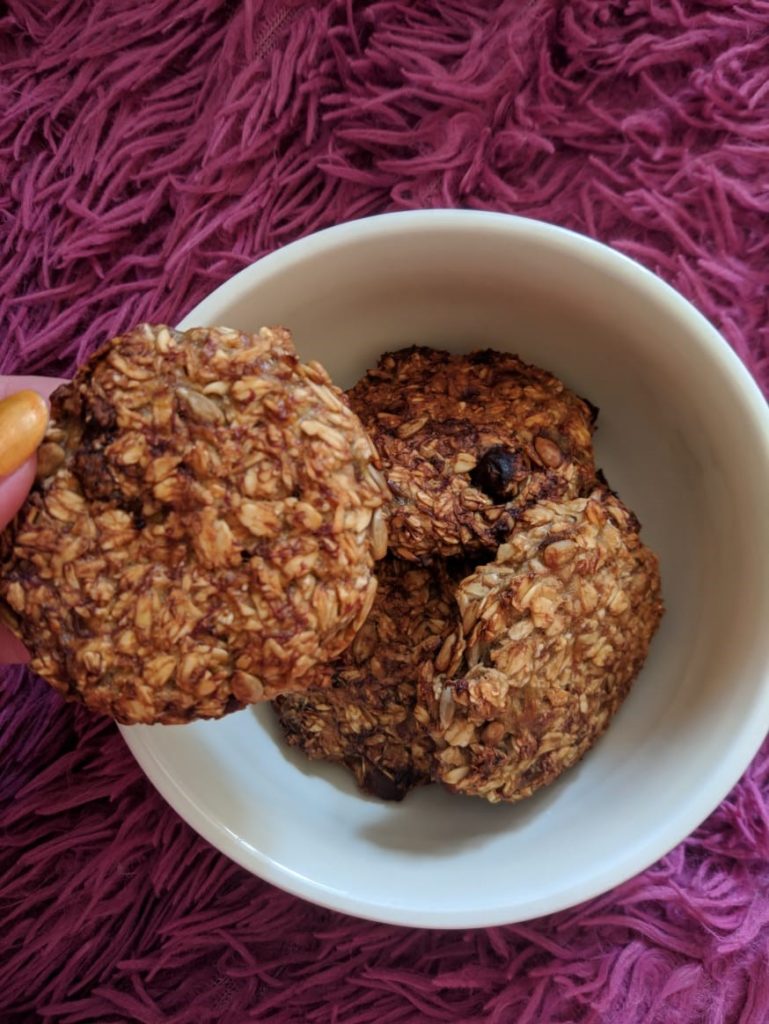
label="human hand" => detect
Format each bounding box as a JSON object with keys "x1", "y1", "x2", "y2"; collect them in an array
[{"x1": 0, "y1": 376, "x2": 68, "y2": 664}]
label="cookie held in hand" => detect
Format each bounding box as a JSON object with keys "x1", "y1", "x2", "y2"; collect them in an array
[{"x1": 0, "y1": 324, "x2": 389, "y2": 724}]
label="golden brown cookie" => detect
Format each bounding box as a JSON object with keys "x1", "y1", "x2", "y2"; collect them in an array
[
  {"x1": 346, "y1": 347, "x2": 597, "y2": 562},
  {"x1": 274, "y1": 556, "x2": 465, "y2": 800},
  {"x1": 0, "y1": 324, "x2": 389, "y2": 724},
  {"x1": 418, "y1": 487, "x2": 663, "y2": 802}
]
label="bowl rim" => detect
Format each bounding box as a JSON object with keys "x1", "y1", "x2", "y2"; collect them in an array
[{"x1": 121, "y1": 209, "x2": 769, "y2": 928}]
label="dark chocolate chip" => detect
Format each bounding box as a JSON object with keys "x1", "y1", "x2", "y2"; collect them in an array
[
  {"x1": 87, "y1": 394, "x2": 118, "y2": 430},
  {"x1": 468, "y1": 349, "x2": 497, "y2": 365},
  {"x1": 363, "y1": 763, "x2": 410, "y2": 801},
  {"x1": 470, "y1": 445, "x2": 526, "y2": 501},
  {"x1": 580, "y1": 396, "x2": 600, "y2": 425},
  {"x1": 72, "y1": 450, "x2": 119, "y2": 501},
  {"x1": 493, "y1": 515, "x2": 515, "y2": 544}
]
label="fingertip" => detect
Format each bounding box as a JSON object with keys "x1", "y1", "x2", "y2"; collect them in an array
[{"x1": 0, "y1": 390, "x2": 50, "y2": 478}]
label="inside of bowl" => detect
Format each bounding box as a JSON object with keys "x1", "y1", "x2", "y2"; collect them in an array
[{"x1": 135, "y1": 213, "x2": 769, "y2": 926}]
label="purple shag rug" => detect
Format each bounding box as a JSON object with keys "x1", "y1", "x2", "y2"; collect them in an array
[{"x1": 2, "y1": 1, "x2": 769, "y2": 1021}]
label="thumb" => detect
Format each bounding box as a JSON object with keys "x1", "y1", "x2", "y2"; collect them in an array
[
  {"x1": 0, "y1": 376, "x2": 68, "y2": 528},
  {"x1": 0, "y1": 375, "x2": 69, "y2": 663},
  {"x1": 0, "y1": 459, "x2": 37, "y2": 662}
]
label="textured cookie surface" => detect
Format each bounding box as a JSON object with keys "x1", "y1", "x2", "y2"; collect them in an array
[
  {"x1": 346, "y1": 347, "x2": 596, "y2": 561},
  {"x1": 274, "y1": 557, "x2": 465, "y2": 800},
  {"x1": 0, "y1": 324, "x2": 389, "y2": 724},
  {"x1": 418, "y1": 488, "x2": 663, "y2": 802}
]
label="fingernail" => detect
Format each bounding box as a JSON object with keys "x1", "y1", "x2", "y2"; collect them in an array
[{"x1": 0, "y1": 390, "x2": 50, "y2": 477}]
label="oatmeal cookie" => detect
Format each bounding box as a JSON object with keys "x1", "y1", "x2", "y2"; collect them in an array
[
  {"x1": 418, "y1": 488, "x2": 663, "y2": 802},
  {"x1": 274, "y1": 557, "x2": 465, "y2": 800},
  {"x1": 0, "y1": 324, "x2": 389, "y2": 724},
  {"x1": 346, "y1": 347, "x2": 597, "y2": 561}
]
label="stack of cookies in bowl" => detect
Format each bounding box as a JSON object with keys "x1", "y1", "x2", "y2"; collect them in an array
[
  {"x1": 276, "y1": 345, "x2": 662, "y2": 803},
  {"x1": 0, "y1": 325, "x2": 662, "y2": 806}
]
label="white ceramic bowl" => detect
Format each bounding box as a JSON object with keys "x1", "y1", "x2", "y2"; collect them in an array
[{"x1": 120, "y1": 210, "x2": 769, "y2": 928}]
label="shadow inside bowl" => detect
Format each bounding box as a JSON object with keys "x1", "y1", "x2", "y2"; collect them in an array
[
  {"x1": 355, "y1": 779, "x2": 566, "y2": 856},
  {"x1": 253, "y1": 702, "x2": 567, "y2": 856}
]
